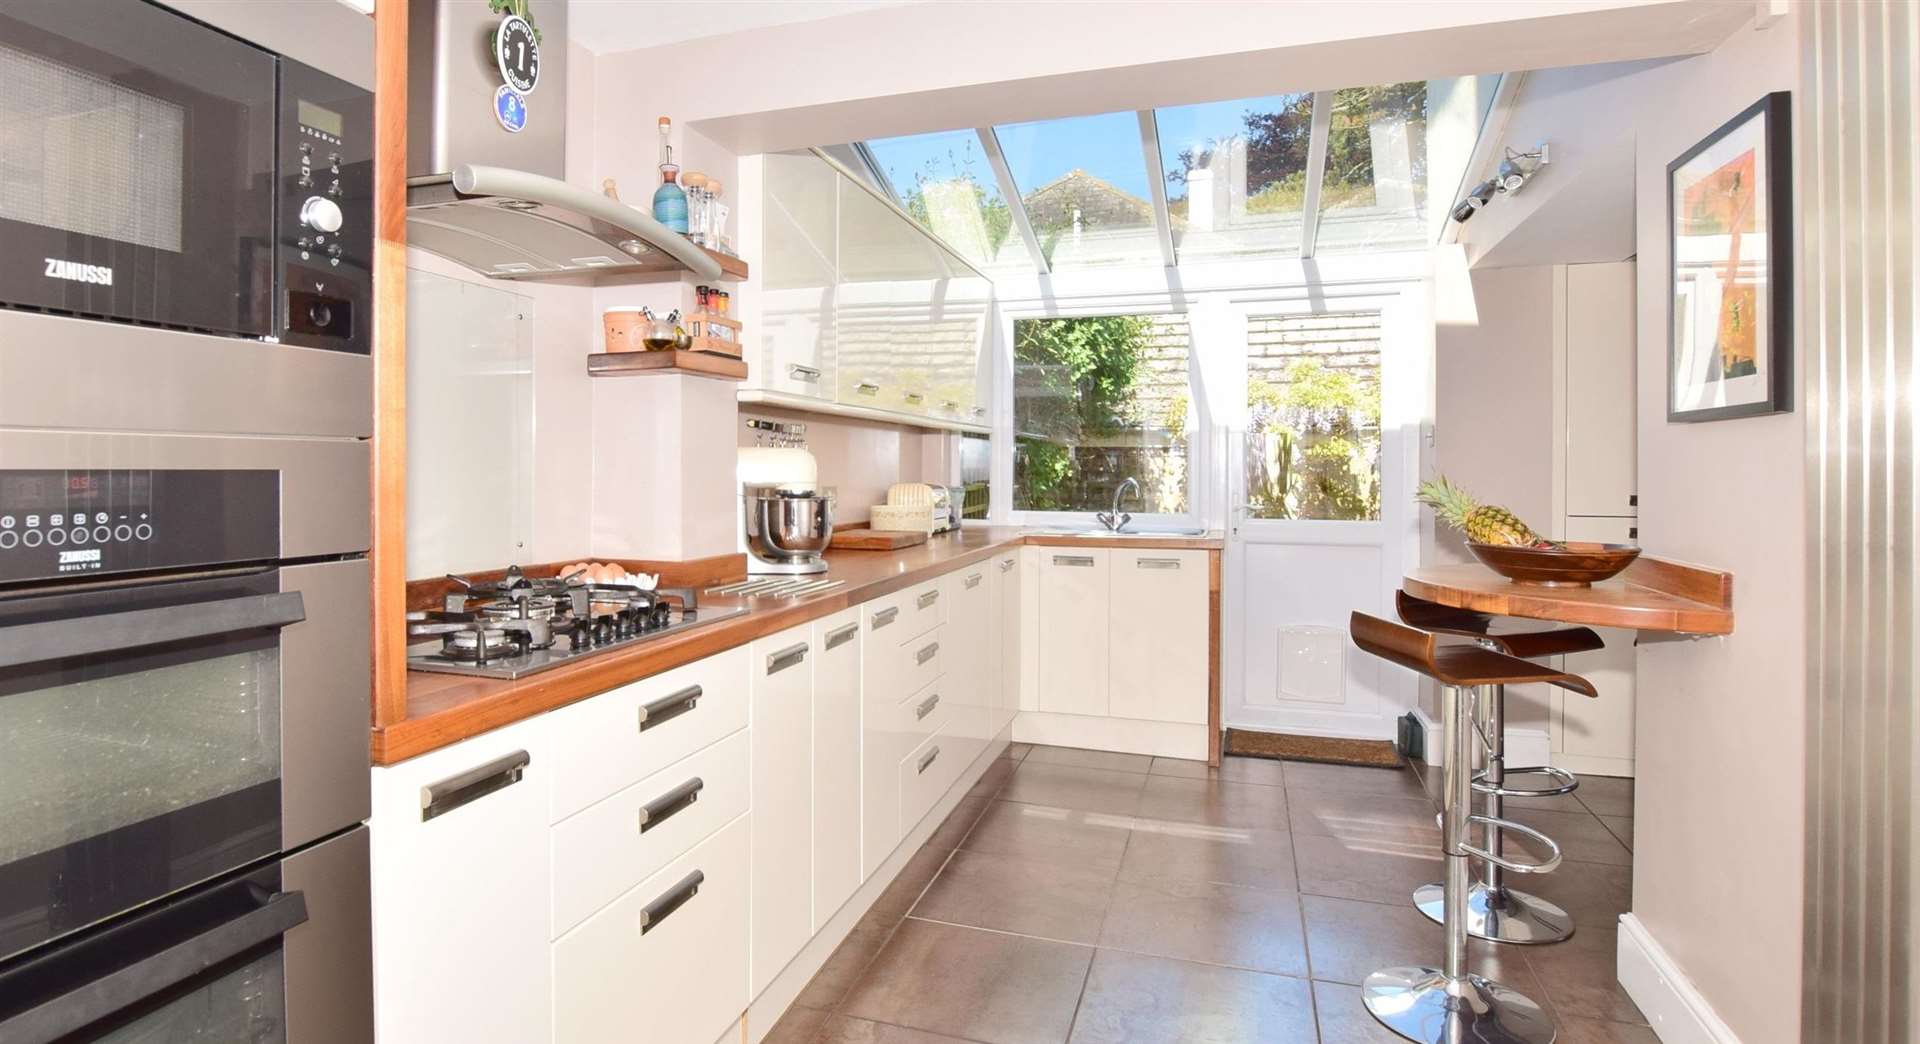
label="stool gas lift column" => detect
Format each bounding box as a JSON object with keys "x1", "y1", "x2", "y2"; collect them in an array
[
  {"x1": 1397, "y1": 592, "x2": 1604, "y2": 944},
  {"x1": 1349, "y1": 612, "x2": 1597, "y2": 1044}
]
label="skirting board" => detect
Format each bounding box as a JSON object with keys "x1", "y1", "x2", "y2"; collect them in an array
[
  {"x1": 742, "y1": 728, "x2": 1011, "y2": 1044},
  {"x1": 1616, "y1": 913, "x2": 1743, "y2": 1044},
  {"x1": 1012, "y1": 711, "x2": 1207, "y2": 760},
  {"x1": 1409, "y1": 707, "x2": 1550, "y2": 769}
]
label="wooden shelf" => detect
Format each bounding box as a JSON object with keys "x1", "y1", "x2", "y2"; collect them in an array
[
  {"x1": 1401, "y1": 555, "x2": 1734, "y2": 635},
  {"x1": 588, "y1": 350, "x2": 747, "y2": 381}
]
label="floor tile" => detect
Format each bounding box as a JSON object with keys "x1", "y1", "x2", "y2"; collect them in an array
[
  {"x1": 1006, "y1": 743, "x2": 1034, "y2": 762},
  {"x1": 1287, "y1": 788, "x2": 1441, "y2": 847},
  {"x1": 764, "y1": 1003, "x2": 834, "y2": 1044},
  {"x1": 1146, "y1": 755, "x2": 1290, "y2": 787},
  {"x1": 1312, "y1": 981, "x2": 1415, "y2": 1044},
  {"x1": 1117, "y1": 819, "x2": 1297, "y2": 891},
  {"x1": 1291, "y1": 831, "x2": 1442, "y2": 906},
  {"x1": 1574, "y1": 775, "x2": 1635, "y2": 818},
  {"x1": 1524, "y1": 925, "x2": 1647, "y2": 1024},
  {"x1": 867, "y1": 845, "x2": 954, "y2": 927},
  {"x1": 1024, "y1": 745, "x2": 1153, "y2": 774},
  {"x1": 1504, "y1": 808, "x2": 1633, "y2": 867},
  {"x1": 1517, "y1": 858, "x2": 1633, "y2": 928},
  {"x1": 1599, "y1": 815, "x2": 1633, "y2": 851},
  {"x1": 962, "y1": 800, "x2": 1132, "y2": 872},
  {"x1": 925, "y1": 796, "x2": 990, "y2": 851},
  {"x1": 1000, "y1": 762, "x2": 1148, "y2": 816},
  {"x1": 795, "y1": 924, "x2": 896, "y2": 1010},
  {"x1": 1134, "y1": 775, "x2": 1290, "y2": 830},
  {"x1": 1298, "y1": 894, "x2": 1536, "y2": 991},
  {"x1": 1500, "y1": 786, "x2": 1589, "y2": 814},
  {"x1": 1556, "y1": 1016, "x2": 1663, "y2": 1043},
  {"x1": 967, "y1": 758, "x2": 1016, "y2": 801},
  {"x1": 840, "y1": 919, "x2": 1093, "y2": 1044},
  {"x1": 912, "y1": 848, "x2": 1117, "y2": 944},
  {"x1": 1097, "y1": 877, "x2": 1309, "y2": 976},
  {"x1": 1281, "y1": 760, "x2": 1426, "y2": 798},
  {"x1": 1067, "y1": 949, "x2": 1316, "y2": 1043},
  {"x1": 815, "y1": 1015, "x2": 979, "y2": 1044}
]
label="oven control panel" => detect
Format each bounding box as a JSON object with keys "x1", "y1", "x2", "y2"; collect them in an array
[
  {"x1": 278, "y1": 60, "x2": 372, "y2": 355},
  {"x1": 0, "y1": 470, "x2": 280, "y2": 583}
]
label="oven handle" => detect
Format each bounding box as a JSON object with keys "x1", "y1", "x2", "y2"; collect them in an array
[
  {"x1": 0, "y1": 891, "x2": 309, "y2": 1044},
  {"x1": 0, "y1": 591, "x2": 306, "y2": 669}
]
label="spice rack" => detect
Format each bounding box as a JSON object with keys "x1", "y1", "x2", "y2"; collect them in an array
[{"x1": 686, "y1": 311, "x2": 741, "y2": 358}]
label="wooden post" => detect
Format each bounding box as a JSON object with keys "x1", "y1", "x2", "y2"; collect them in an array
[{"x1": 370, "y1": 0, "x2": 408, "y2": 731}]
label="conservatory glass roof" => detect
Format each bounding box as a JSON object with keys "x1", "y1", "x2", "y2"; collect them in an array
[{"x1": 847, "y1": 74, "x2": 1500, "y2": 273}]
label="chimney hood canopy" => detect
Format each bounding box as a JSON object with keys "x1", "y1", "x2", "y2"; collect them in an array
[{"x1": 406, "y1": 165, "x2": 724, "y2": 282}]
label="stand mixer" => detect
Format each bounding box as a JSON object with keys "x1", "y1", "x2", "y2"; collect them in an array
[{"x1": 738, "y1": 447, "x2": 835, "y2": 575}]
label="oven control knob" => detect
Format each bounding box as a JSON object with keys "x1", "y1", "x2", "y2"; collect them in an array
[{"x1": 299, "y1": 196, "x2": 344, "y2": 234}]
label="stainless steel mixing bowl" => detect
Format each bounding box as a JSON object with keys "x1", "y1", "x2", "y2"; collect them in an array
[{"x1": 745, "y1": 486, "x2": 836, "y2": 560}]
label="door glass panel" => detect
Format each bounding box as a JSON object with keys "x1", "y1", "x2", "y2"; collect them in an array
[
  {"x1": 1242, "y1": 312, "x2": 1383, "y2": 520},
  {"x1": 1013, "y1": 314, "x2": 1191, "y2": 513},
  {"x1": 94, "y1": 950, "x2": 286, "y2": 1043}
]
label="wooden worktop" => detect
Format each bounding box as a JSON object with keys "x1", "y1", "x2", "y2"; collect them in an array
[
  {"x1": 1401, "y1": 555, "x2": 1734, "y2": 636},
  {"x1": 374, "y1": 527, "x2": 1224, "y2": 765}
]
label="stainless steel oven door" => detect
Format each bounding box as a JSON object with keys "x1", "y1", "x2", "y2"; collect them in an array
[
  {"x1": 0, "y1": 559, "x2": 369, "y2": 965},
  {"x1": 0, "y1": 0, "x2": 278, "y2": 337},
  {"x1": 0, "y1": 825, "x2": 371, "y2": 1044}
]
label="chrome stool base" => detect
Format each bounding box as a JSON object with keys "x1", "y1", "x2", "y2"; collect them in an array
[
  {"x1": 1414, "y1": 882, "x2": 1574, "y2": 944},
  {"x1": 1363, "y1": 966, "x2": 1556, "y2": 1044}
]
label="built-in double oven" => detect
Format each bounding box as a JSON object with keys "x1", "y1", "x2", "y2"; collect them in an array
[{"x1": 0, "y1": 2, "x2": 375, "y2": 1041}]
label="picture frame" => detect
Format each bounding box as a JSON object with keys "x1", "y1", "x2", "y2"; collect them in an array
[{"x1": 1666, "y1": 91, "x2": 1793, "y2": 422}]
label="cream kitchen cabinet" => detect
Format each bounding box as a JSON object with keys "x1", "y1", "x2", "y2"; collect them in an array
[
  {"x1": 750, "y1": 624, "x2": 815, "y2": 995},
  {"x1": 742, "y1": 151, "x2": 838, "y2": 402},
  {"x1": 1563, "y1": 262, "x2": 1637, "y2": 518},
  {"x1": 811, "y1": 608, "x2": 863, "y2": 929},
  {"x1": 1109, "y1": 549, "x2": 1209, "y2": 724},
  {"x1": 371, "y1": 715, "x2": 553, "y2": 1044},
  {"x1": 942, "y1": 562, "x2": 996, "y2": 757},
  {"x1": 1038, "y1": 549, "x2": 1111, "y2": 717},
  {"x1": 995, "y1": 551, "x2": 1021, "y2": 734}
]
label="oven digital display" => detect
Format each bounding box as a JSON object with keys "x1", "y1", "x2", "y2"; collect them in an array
[{"x1": 297, "y1": 99, "x2": 343, "y2": 137}]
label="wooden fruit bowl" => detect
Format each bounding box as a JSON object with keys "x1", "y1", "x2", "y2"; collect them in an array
[{"x1": 1467, "y1": 541, "x2": 1642, "y2": 587}]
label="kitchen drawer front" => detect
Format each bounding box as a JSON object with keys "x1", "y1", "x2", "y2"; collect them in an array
[
  {"x1": 547, "y1": 645, "x2": 750, "y2": 823},
  {"x1": 550, "y1": 729, "x2": 750, "y2": 937},
  {"x1": 896, "y1": 577, "x2": 946, "y2": 643},
  {"x1": 884, "y1": 673, "x2": 951, "y2": 759},
  {"x1": 860, "y1": 588, "x2": 912, "y2": 695},
  {"x1": 895, "y1": 623, "x2": 945, "y2": 697},
  {"x1": 553, "y1": 815, "x2": 749, "y2": 1044},
  {"x1": 898, "y1": 719, "x2": 964, "y2": 833}
]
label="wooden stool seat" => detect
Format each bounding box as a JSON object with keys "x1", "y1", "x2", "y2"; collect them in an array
[
  {"x1": 1396, "y1": 590, "x2": 1606, "y2": 659},
  {"x1": 1351, "y1": 611, "x2": 1598, "y2": 697}
]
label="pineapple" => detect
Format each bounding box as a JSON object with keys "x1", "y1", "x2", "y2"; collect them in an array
[{"x1": 1417, "y1": 475, "x2": 1544, "y2": 547}]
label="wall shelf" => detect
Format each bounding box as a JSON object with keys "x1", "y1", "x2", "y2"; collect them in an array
[{"x1": 589, "y1": 350, "x2": 747, "y2": 381}]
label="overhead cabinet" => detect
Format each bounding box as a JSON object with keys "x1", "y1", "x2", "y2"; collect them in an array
[{"x1": 740, "y1": 151, "x2": 992, "y2": 432}]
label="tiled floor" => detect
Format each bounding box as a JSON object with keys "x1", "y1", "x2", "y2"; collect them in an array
[{"x1": 767, "y1": 744, "x2": 1650, "y2": 1044}]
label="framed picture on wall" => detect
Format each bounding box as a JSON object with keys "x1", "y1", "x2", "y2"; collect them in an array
[{"x1": 1667, "y1": 91, "x2": 1793, "y2": 422}]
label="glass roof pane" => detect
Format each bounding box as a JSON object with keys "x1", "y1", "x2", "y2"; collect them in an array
[
  {"x1": 1314, "y1": 76, "x2": 1498, "y2": 253},
  {"x1": 862, "y1": 129, "x2": 1028, "y2": 272},
  {"x1": 1156, "y1": 92, "x2": 1313, "y2": 263},
  {"x1": 994, "y1": 110, "x2": 1160, "y2": 270}
]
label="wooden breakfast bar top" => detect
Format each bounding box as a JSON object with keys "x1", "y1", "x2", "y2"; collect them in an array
[{"x1": 1402, "y1": 555, "x2": 1735, "y2": 636}]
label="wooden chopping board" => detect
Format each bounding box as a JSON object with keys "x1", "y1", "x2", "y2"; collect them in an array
[{"x1": 829, "y1": 524, "x2": 929, "y2": 551}]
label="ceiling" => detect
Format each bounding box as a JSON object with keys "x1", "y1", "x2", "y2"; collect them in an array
[{"x1": 567, "y1": 0, "x2": 929, "y2": 55}]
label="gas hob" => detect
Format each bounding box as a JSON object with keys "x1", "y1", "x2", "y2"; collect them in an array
[{"x1": 405, "y1": 565, "x2": 746, "y2": 680}]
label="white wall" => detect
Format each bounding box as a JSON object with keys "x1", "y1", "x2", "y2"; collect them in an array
[{"x1": 1626, "y1": 15, "x2": 1802, "y2": 1043}]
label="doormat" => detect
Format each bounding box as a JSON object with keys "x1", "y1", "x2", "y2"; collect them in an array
[{"x1": 1223, "y1": 728, "x2": 1404, "y2": 769}]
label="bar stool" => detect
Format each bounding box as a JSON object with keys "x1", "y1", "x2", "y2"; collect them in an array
[
  {"x1": 1349, "y1": 611, "x2": 1597, "y2": 1044},
  {"x1": 1397, "y1": 591, "x2": 1604, "y2": 945}
]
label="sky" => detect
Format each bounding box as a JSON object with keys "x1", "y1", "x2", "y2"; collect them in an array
[{"x1": 861, "y1": 93, "x2": 1313, "y2": 207}]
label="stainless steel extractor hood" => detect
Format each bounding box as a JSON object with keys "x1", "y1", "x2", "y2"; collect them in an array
[{"x1": 404, "y1": 0, "x2": 719, "y2": 282}]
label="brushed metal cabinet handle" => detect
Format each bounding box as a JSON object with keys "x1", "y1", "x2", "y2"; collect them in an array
[
  {"x1": 1136, "y1": 558, "x2": 1182, "y2": 570},
  {"x1": 999, "y1": 558, "x2": 1015, "y2": 573},
  {"x1": 1053, "y1": 555, "x2": 1095, "y2": 567},
  {"x1": 638, "y1": 777, "x2": 704, "y2": 833},
  {"x1": 767, "y1": 641, "x2": 809, "y2": 675},
  {"x1": 856, "y1": 381, "x2": 880, "y2": 396},
  {"x1": 872, "y1": 606, "x2": 899, "y2": 629},
  {"x1": 788, "y1": 364, "x2": 821, "y2": 382},
  {"x1": 639, "y1": 869, "x2": 705, "y2": 934},
  {"x1": 825, "y1": 622, "x2": 859, "y2": 650},
  {"x1": 917, "y1": 746, "x2": 941, "y2": 774},
  {"x1": 916, "y1": 692, "x2": 941, "y2": 720},
  {"x1": 638, "y1": 685, "x2": 702, "y2": 732},
  {"x1": 903, "y1": 391, "x2": 925, "y2": 404},
  {"x1": 916, "y1": 641, "x2": 939, "y2": 665},
  {"x1": 917, "y1": 590, "x2": 940, "y2": 609},
  {"x1": 964, "y1": 572, "x2": 983, "y2": 589},
  {"x1": 941, "y1": 400, "x2": 960, "y2": 410},
  {"x1": 421, "y1": 750, "x2": 528, "y2": 821}
]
